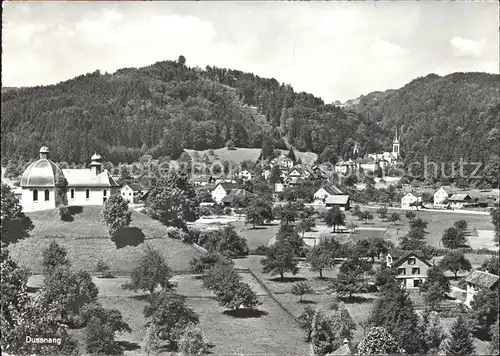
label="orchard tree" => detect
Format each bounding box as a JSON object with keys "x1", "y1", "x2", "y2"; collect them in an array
[
  {"x1": 80, "y1": 302, "x2": 131, "y2": 333},
  {"x1": 405, "y1": 210, "x2": 416, "y2": 221},
  {"x1": 42, "y1": 240, "x2": 71, "y2": 274},
  {"x1": 439, "y1": 250, "x2": 472, "y2": 278},
  {"x1": 85, "y1": 317, "x2": 119, "y2": 355},
  {"x1": 388, "y1": 212, "x2": 401, "y2": 225},
  {"x1": 360, "y1": 210, "x2": 374, "y2": 224},
  {"x1": 421, "y1": 266, "x2": 450, "y2": 310},
  {"x1": 357, "y1": 327, "x2": 404, "y2": 355},
  {"x1": 212, "y1": 203, "x2": 224, "y2": 217},
  {"x1": 324, "y1": 206, "x2": 346, "y2": 232},
  {"x1": 298, "y1": 217, "x2": 316, "y2": 237},
  {"x1": 101, "y1": 194, "x2": 132, "y2": 238},
  {"x1": 202, "y1": 261, "x2": 241, "y2": 291},
  {"x1": 214, "y1": 280, "x2": 261, "y2": 310},
  {"x1": 142, "y1": 324, "x2": 162, "y2": 356},
  {"x1": 95, "y1": 259, "x2": 111, "y2": 278},
  {"x1": 311, "y1": 307, "x2": 356, "y2": 355},
  {"x1": 291, "y1": 281, "x2": 314, "y2": 302},
  {"x1": 179, "y1": 325, "x2": 207, "y2": 356},
  {"x1": 274, "y1": 202, "x2": 298, "y2": 225},
  {"x1": 190, "y1": 252, "x2": 232, "y2": 274},
  {"x1": 376, "y1": 206, "x2": 388, "y2": 221},
  {"x1": 148, "y1": 172, "x2": 199, "y2": 230},
  {"x1": 245, "y1": 198, "x2": 273, "y2": 228},
  {"x1": 443, "y1": 315, "x2": 475, "y2": 355},
  {"x1": 144, "y1": 291, "x2": 200, "y2": 350},
  {"x1": 454, "y1": 219, "x2": 468, "y2": 231},
  {"x1": 130, "y1": 245, "x2": 176, "y2": 295},
  {"x1": 306, "y1": 239, "x2": 337, "y2": 278},
  {"x1": 298, "y1": 306, "x2": 316, "y2": 342},
  {"x1": 441, "y1": 227, "x2": 467, "y2": 249},
  {"x1": 261, "y1": 241, "x2": 298, "y2": 279},
  {"x1": 275, "y1": 223, "x2": 305, "y2": 256},
  {"x1": 200, "y1": 225, "x2": 249, "y2": 257},
  {"x1": 1, "y1": 183, "x2": 34, "y2": 245},
  {"x1": 332, "y1": 258, "x2": 371, "y2": 301},
  {"x1": 480, "y1": 256, "x2": 499, "y2": 275}
]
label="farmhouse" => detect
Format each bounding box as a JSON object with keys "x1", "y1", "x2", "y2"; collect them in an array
[
  {"x1": 325, "y1": 195, "x2": 350, "y2": 210},
  {"x1": 20, "y1": 146, "x2": 119, "y2": 212},
  {"x1": 464, "y1": 270, "x2": 499, "y2": 306},
  {"x1": 401, "y1": 192, "x2": 421, "y2": 209},
  {"x1": 313, "y1": 184, "x2": 345, "y2": 204},
  {"x1": 211, "y1": 182, "x2": 241, "y2": 204},
  {"x1": 448, "y1": 194, "x2": 472, "y2": 209},
  {"x1": 433, "y1": 186, "x2": 451, "y2": 205},
  {"x1": 387, "y1": 250, "x2": 431, "y2": 289},
  {"x1": 221, "y1": 189, "x2": 256, "y2": 207},
  {"x1": 120, "y1": 183, "x2": 147, "y2": 203}
]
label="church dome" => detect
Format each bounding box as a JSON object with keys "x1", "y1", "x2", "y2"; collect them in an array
[
  {"x1": 91, "y1": 153, "x2": 102, "y2": 161},
  {"x1": 20, "y1": 158, "x2": 65, "y2": 188}
]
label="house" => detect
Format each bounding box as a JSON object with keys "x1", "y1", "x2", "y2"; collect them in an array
[
  {"x1": 401, "y1": 192, "x2": 421, "y2": 209},
  {"x1": 270, "y1": 156, "x2": 294, "y2": 169},
  {"x1": 288, "y1": 169, "x2": 302, "y2": 178},
  {"x1": 359, "y1": 156, "x2": 378, "y2": 172},
  {"x1": 20, "y1": 147, "x2": 119, "y2": 212},
  {"x1": 238, "y1": 169, "x2": 252, "y2": 181},
  {"x1": 433, "y1": 186, "x2": 451, "y2": 205},
  {"x1": 464, "y1": 270, "x2": 499, "y2": 306},
  {"x1": 325, "y1": 195, "x2": 350, "y2": 210},
  {"x1": 211, "y1": 182, "x2": 241, "y2": 204},
  {"x1": 448, "y1": 194, "x2": 472, "y2": 209},
  {"x1": 120, "y1": 183, "x2": 147, "y2": 203},
  {"x1": 387, "y1": 250, "x2": 431, "y2": 289},
  {"x1": 274, "y1": 182, "x2": 284, "y2": 193},
  {"x1": 326, "y1": 339, "x2": 353, "y2": 356},
  {"x1": 220, "y1": 189, "x2": 256, "y2": 207},
  {"x1": 313, "y1": 184, "x2": 344, "y2": 204},
  {"x1": 334, "y1": 159, "x2": 356, "y2": 174},
  {"x1": 191, "y1": 174, "x2": 213, "y2": 186}
]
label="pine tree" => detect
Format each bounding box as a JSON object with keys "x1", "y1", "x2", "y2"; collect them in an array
[
  {"x1": 443, "y1": 315, "x2": 475, "y2": 355},
  {"x1": 288, "y1": 147, "x2": 297, "y2": 162}
]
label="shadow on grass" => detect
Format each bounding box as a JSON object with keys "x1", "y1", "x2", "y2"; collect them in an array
[
  {"x1": 27, "y1": 286, "x2": 40, "y2": 293},
  {"x1": 113, "y1": 227, "x2": 145, "y2": 249},
  {"x1": 223, "y1": 309, "x2": 268, "y2": 319},
  {"x1": 298, "y1": 300, "x2": 318, "y2": 305},
  {"x1": 68, "y1": 206, "x2": 83, "y2": 215},
  {"x1": 129, "y1": 294, "x2": 150, "y2": 301},
  {"x1": 269, "y1": 277, "x2": 307, "y2": 283},
  {"x1": 193, "y1": 275, "x2": 205, "y2": 280},
  {"x1": 340, "y1": 295, "x2": 376, "y2": 304},
  {"x1": 117, "y1": 341, "x2": 141, "y2": 352},
  {"x1": 314, "y1": 276, "x2": 333, "y2": 281},
  {"x1": 248, "y1": 226, "x2": 268, "y2": 230},
  {"x1": 97, "y1": 274, "x2": 116, "y2": 279},
  {"x1": 60, "y1": 206, "x2": 84, "y2": 222}
]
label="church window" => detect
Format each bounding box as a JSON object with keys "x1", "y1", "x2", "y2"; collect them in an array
[
  {"x1": 70, "y1": 188, "x2": 75, "y2": 199},
  {"x1": 86, "y1": 189, "x2": 90, "y2": 199},
  {"x1": 103, "y1": 190, "x2": 107, "y2": 197},
  {"x1": 44, "y1": 189, "x2": 50, "y2": 201},
  {"x1": 33, "y1": 189, "x2": 38, "y2": 201}
]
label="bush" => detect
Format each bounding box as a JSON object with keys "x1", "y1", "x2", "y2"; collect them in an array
[
  {"x1": 199, "y1": 207, "x2": 212, "y2": 216},
  {"x1": 249, "y1": 245, "x2": 269, "y2": 255},
  {"x1": 59, "y1": 206, "x2": 72, "y2": 221},
  {"x1": 95, "y1": 259, "x2": 112, "y2": 278},
  {"x1": 85, "y1": 317, "x2": 120, "y2": 355},
  {"x1": 183, "y1": 228, "x2": 201, "y2": 245},
  {"x1": 224, "y1": 207, "x2": 232, "y2": 215},
  {"x1": 166, "y1": 226, "x2": 183, "y2": 240}
]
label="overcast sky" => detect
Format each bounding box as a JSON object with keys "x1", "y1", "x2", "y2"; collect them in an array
[{"x1": 2, "y1": 1, "x2": 498, "y2": 102}]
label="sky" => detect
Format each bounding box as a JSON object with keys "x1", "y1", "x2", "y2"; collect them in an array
[{"x1": 2, "y1": 1, "x2": 499, "y2": 103}]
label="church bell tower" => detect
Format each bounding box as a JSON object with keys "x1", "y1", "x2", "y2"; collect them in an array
[{"x1": 392, "y1": 127, "x2": 400, "y2": 160}]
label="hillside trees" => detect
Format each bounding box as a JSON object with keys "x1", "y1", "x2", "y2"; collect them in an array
[
  {"x1": 261, "y1": 241, "x2": 298, "y2": 279},
  {"x1": 441, "y1": 226, "x2": 467, "y2": 249},
  {"x1": 306, "y1": 239, "x2": 337, "y2": 278},
  {"x1": 324, "y1": 206, "x2": 346, "y2": 232},
  {"x1": 1, "y1": 183, "x2": 34, "y2": 245},
  {"x1": 42, "y1": 241, "x2": 71, "y2": 274},
  {"x1": 439, "y1": 251, "x2": 472, "y2": 278}
]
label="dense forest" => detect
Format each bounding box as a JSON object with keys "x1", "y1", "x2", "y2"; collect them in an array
[{"x1": 1, "y1": 58, "x2": 499, "y2": 185}]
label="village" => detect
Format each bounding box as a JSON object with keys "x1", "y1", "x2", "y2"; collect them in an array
[{"x1": 1, "y1": 139, "x2": 499, "y2": 356}]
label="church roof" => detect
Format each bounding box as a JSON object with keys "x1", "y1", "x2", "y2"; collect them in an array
[
  {"x1": 62, "y1": 169, "x2": 119, "y2": 187},
  {"x1": 20, "y1": 159, "x2": 65, "y2": 188}
]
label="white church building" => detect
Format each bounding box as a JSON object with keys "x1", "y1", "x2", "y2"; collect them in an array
[{"x1": 20, "y1": 146, "x2": 119, "y2": 212}]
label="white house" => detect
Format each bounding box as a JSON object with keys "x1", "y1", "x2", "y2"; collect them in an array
[
  {"x1": 270, "y1": 156, "x2": 294, "y2": 169},
  {"x1": 388, "y1": 250, "x2": 431, "y2": 289},
  {"x1": 211, "y1": 182, "x2": 241, "y2": 204},
  {"x1": 448, "y1": 194, "x2": 472, "y2": 209},
  {"x1": 20, "y1": 147, "x2": 119, "y2": 212},
  {"x1": 120, "y1": 183, "x2": 147, "y2": 203},
  {"x1": 334, "y1": 159, "x2": 356, "y2": 174},
  {"x1": 274, "y1": 182, "x2": 284, "y2": 193},
  {"x1": 313, "y1": 184, "x2": 344, "y2": 204},
  {"x1": 433, "y1": 186, "x2": 451, "y2": 205},
  {"x1": 464, "y1": 270, "x2": 499, "y2": 306},
  {"x1": 401, "y1": 192, "x2": 421, "y2": 209},
  {"x1": 359, "y1": 156, "x2": 378, "y2": 172}
]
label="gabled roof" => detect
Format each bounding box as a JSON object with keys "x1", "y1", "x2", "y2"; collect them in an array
[
  {"x1": 221, "y1": 189, "x2": 255, "y2": 203},
  {"x1": 434, "y1": 186, "x2": 452, "y2": 194},
  {"x1": 464, "y1": 270, "x2": 499, "y2": 289},
  {"x1": 391, "y1": 250, "x2": 431, "y2": 268},
  {"x1": 191, "y1": 174, "x2": 212, "y2": 183},
  {"x1": 449, "y1": 194, "x2": 472, "y2": 201},
  {"x1": 125, "y1": 183, "x2": 146, "y2": 191},
  {"x1": 216, "y1": 182, "x2": 241, "y2": 191},
  {"x1": 62, "y1": 169, "x2": 119, "y2": 187},
  {"x1": 320, "y1": 184, "x2": 344, "y2": 195},
  {"x1": 325, "y1": 195, "x2": 350, "y2": 205}
]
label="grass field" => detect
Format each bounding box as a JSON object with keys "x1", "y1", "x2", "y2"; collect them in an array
[
  {"x1": 26, "y1": 206, "x2": 168, "y2": 238},
  {"x1": 184, "y1": 147, "x2": 318, "y2": 165}
]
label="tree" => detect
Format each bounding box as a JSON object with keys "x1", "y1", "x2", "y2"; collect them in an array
[
  {"x1": 376, "y1": 206, "x2": 388, "y2": 221},
  {"x1": 269, "y1": 165, "x2": 282, "y2": 184},
  {"x1": 357, "y1": 326, "x2": 404, "y2": 355},
  {"x1": 81, "y1": 302, "x2": 131, "y2": 334},
  {"x1": 287, "y1": 147, "x2": 297, "y2": 162},
  {"x1": 101, "y1": 194, "x2": 132, "y2": 238},
  {"x1": 298, "y1": 306, "x2": 316, "y2": 342},
  {"x1": 360, "y1": 210, "x2": 374, "y2": 224},
  {"x1": 405, "y1": 210, "x2": 416, "y2": 221},
  {"x1": 359, "y1": 237, "x2": 391, "y2": 262},
  {"x1": 245, "y1": 198, "x2": 273, "y2": 228},
  {"x1": 144, "y1": 291, "x2": 199, "y2": 350},
  {"x1": 41, "y1": 267, "x2": 98, "y2": 325},
  {"x1": 489, "y1": 320, "x2": 499, "y2": 355},
  {"x1": 274, "y1": 202, "x2": 298, "y2": 225},
  {"x1": 469, "y1": 288, "x2": 499, "y2": 338},
  {"x1": 179, "y1": 325, "x2": 207, "y2": 355},
  {"x1": 95, "y1": 258, "x2": 111, "y2": 277},
  {"x1": 275, "y1": 223, "x2": 306, "y2": 256},
  {"x1": 324, "y1": 206, "x2": 346, "y2": 232},
  {"x1": 454, "y1": 219, "x2": 468, "y2": 231},
  {"x1": 291, "y1": 281, "x2": 314, "y2": 302},
  {"x1": 85, "y1": 317, "x2": 119, "y2": 355},
  {"x1": 443, "y1": 315, "x2": 475, "y2": 355},
  {"x1": 298, "y1": 217, "x2": 316, "y2": 237},
  {"x1": 261, "y1": 241, "x2": 298, "y2": 279},
  {"x1": 212, "y1": 203, "x2": 224, "y2": 217},
  {"x1": 421, "y1": 310, "x2": 446, "y2": 354},
  {"x1": 42, "y1": 240, "x2": 71, "y2": 274},
  {"x1": 439, "y1": 250, "x2": 472, "y2": 278},
  {"x1": 441, "y1": 227, "x2": 467, "y2": 249},
  {"x1": 306, "y1": 239, "x2": 337, "y2": 278},
  {"x1": 1, "y1": 183, "x2": 34, "y2": 245},
  {"x1": 148, "y1": 172, "x2": 199, "y2": 230},
  {"x1": 214, "y1": 280, "x2": 261, "y2": 310},
  {"x1": 311, "y1": 307, "x2": 356, "y2": 355},
  {"x1": 190, "y1": 252, "x2": 232, "y2": 274},
  {"x1": 421, "y1": 266, "x2": 450, "y2": 310},
  {"x1": 202, "y1": 260, "x2": 241, "y2": 291},
  {"x1": 491, "y1": 208, "x2": 499, "y2": 244},
  {"x1": 480, "y1": 256, "x2": 499, "y2": 275},
  {"x1": 200, "y1": 226, "x2": 249, "y2": 257},
  {"x1": 331, "y1": 259, "x2": 370, "y2": 301},
  {"x1": 410, "y1": 217, "x2": 428, "y2": 230},
  {"x1": 142, "y1": 324, "x2": 162, "y2": 356},
  {"x1": 130, "y1": 245, "x2": 176, "y2": 295},
  {"x1": 388, "y1": 212, "x2": 401, "y2": 225}
]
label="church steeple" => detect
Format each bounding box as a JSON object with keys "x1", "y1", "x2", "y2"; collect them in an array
[{"x1": 392, "y1": 126, "x2": 400, "y2": 159}]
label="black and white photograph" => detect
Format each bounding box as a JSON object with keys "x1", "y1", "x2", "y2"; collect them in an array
[{"x1": 1, "y1": 1, "x2": 499, "y2": 355}]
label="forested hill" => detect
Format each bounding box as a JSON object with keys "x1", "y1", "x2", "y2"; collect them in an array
[
  {"x1": 345, "y1": 72, "x2": 499, "y2": 170},
  {"x1": 1, "y1": 59, "x2": 498, "y2": 172}
]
